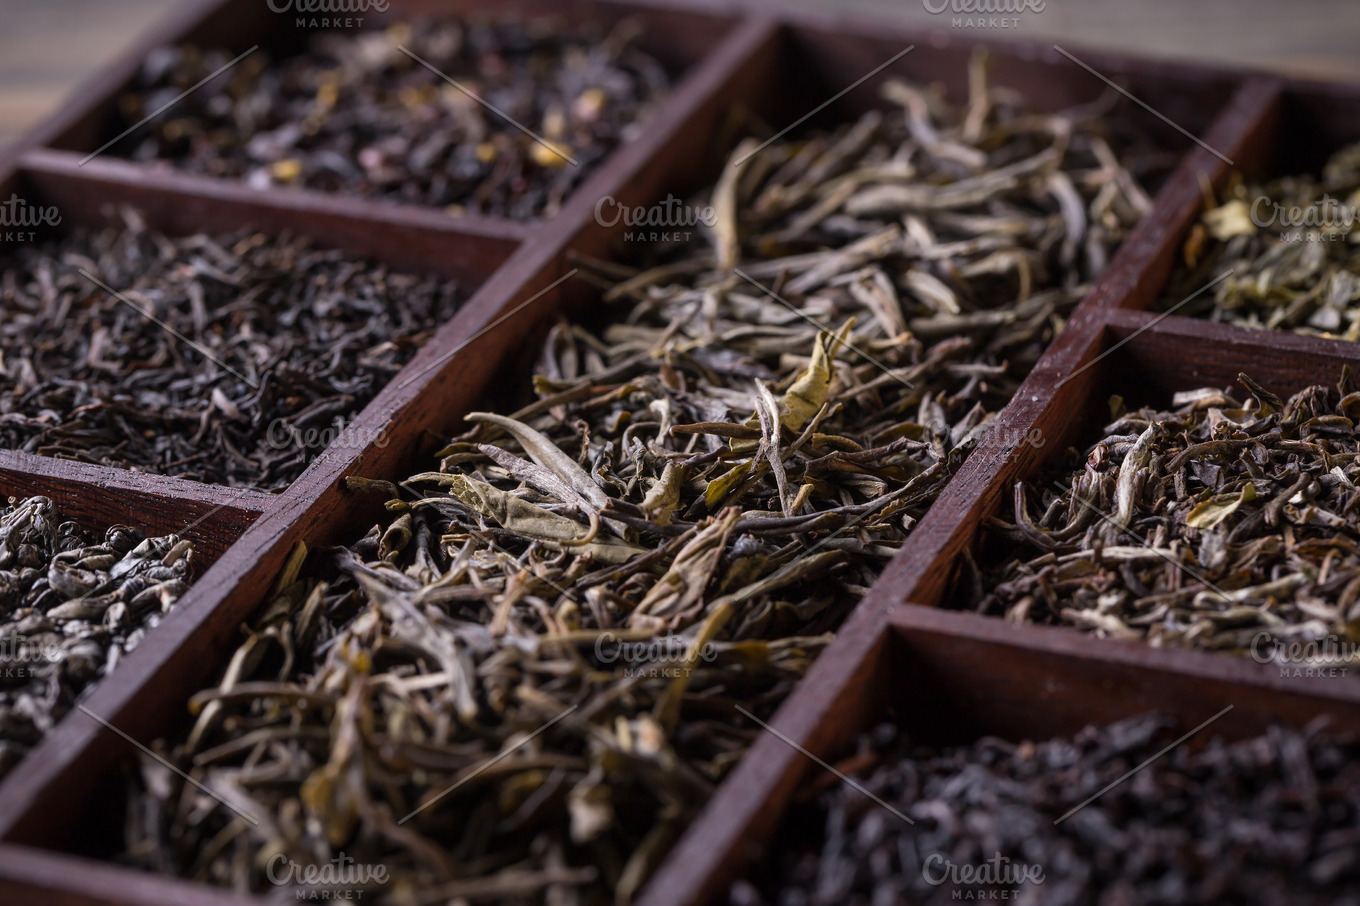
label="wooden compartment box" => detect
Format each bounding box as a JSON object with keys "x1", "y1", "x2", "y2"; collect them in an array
[{"x1": 0, "y1": 1, "x2": 1358, "y2": 904}]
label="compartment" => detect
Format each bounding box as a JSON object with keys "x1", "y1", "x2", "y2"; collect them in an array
[
  {"x1": 0, "y1": 469, "x2": 266, "y2": 785},
  {"x1": 580, "y1": 17, "x2": 1245, "y2": 268},
  {"x1": 723, "y1": 606, "x2": 1360, "y2": 906},
  {"x1": 1147, "y1": 81, "x2": 1360, "y2": 337},
  {"x1": 695, "y1": 75, "x2": 1286, "y2": 616},
  {"x1": 41, "y1": 0, "x2": 740, "y2": 221},
  {"x1": 0, "y1": 163, "x2": 513, "y2": 491},
  {"x1": 943, "y1": 312, "x2": 1360, "y2": 668}
]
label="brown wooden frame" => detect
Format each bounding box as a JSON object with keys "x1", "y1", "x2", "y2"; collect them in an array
[{"x1": 1, "y1": 1, "x2": 1359, "y2": 904}]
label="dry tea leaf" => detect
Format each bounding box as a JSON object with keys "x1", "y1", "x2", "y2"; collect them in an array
[
  {"x1": 1161, "y1": 143, "x2": 1360, "y2": 338},
  {"x1": 1184, "y1": 482, "x2": 1256, "y2": 529},
  {"x1": 966, "y1": 370, "x2": 1360, "y2": 660},
  {"x1": 0, "y1": 496, "x2": 193, "y2": 779},
  {"x1": 114, "y1": 19, "x2": 670, "y2": 219},
  {"x1": 735, "y1": 715, "x2": 1360, "y2": 906},
  {"x1": 0, "y1": 210, "x2": 463, "y2": 489}
]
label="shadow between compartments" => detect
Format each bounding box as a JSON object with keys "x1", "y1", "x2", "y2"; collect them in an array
[{"x1": 0, "y1": 5, "x2": 1352, "y2": 906}]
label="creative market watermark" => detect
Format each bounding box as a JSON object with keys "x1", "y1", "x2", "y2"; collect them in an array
[
  {"x1": 948, "y1": 423, "x2": 1047, "y2": 467},
  {"x1": 1243, "y1": 194, "x2": 1360, "y2": 243},
  {"x1": 923, "y1": 853, "x2": 1046, "y2": 900},
  {"x1": 0, "y1": 195, "x2": 61, "y2": 243},
  {"x1": 266, "y1": 418, "x2": 391, "y2": 455},
  {"x1": 924, "y1": 854, "x2": 1039, "y2": 897},
  {"x1": 1251, "y1": 631, "x2": 1357, "y2": 678},
  {"x1": 595, "y1": 194, "x2": 717, "y2": 243},
  {"x1": 594, "y1": 632, "x2": 719, "y2": 678},
  {"x1": 0, "y1": 635, "x2": 63, "y2": 680},
  {"x1": 267, "y1": 852, "x2": 389, "y2": 900},
  {"x1": 267, "y1": 0, "x2": 389, "y2": 29},
  {"x1": 965, "y1": 424, "x2": 1046, "y2": 451},
  {"x1": 922, "y1": 0, "x2": 1046, "y2": 30}
]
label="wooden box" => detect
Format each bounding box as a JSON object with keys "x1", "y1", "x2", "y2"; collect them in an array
[{"x1": 0, "y1": 1, "x2": 1356, "y2": 903}]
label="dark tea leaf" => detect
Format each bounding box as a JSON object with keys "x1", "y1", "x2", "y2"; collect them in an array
[
  {"x1": 0, "y1": 209, "x2": 463, "y2": 490},
  {"x1": 114, "y1": 18, "x2": 670, "y2": 219},
  {"x1": 0, "y1": 496, "x2": 193, "y2": 779},
  {"x1": 732, "y1": 715, "x2": 1360, "y2": 906}
]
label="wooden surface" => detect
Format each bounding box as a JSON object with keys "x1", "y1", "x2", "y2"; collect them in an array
[
  {"x1": 885, "y1": 605, "x2": 1360, "y2": 743},
  {"x1": 0, "y1": 0, "x2": 182, "y2": 148},
  {"x1": 0, "y1": 451, "x2": 271, "y2": 563},
  {"x1": 2, "y1": 1, "x2": 1360, "y2": 905}
]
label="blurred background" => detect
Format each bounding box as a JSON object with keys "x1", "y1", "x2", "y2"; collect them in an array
[{"x1": 1, "y1": 0, "x2": 1356, "y2": 149}]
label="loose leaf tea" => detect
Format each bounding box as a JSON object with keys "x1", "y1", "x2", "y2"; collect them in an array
[
  {"x1": 0, "y1": 209, "x2": 462, "y2": 490},
  {"x1": 731, "y1": 715, "x2": 1360, "y2": 906},
  {"x1": 114, "y1": 18, "x2": 670, "y2": 219},
  {"x1": 586, "y1": 53, "x2": 1168, "y2": 446},
  {"x1": 115, "y1": 58, "x2": 1165, "y2": 903},
  {"x1": 0, "y1": 496, "x2": 193, "y2": 779},
  {"x1": 962, "y1": 371, "x2": 1360, "y2": 660},
  {"x1": 1162, "y1": 140, "x2": 1360, "y2": 337}
]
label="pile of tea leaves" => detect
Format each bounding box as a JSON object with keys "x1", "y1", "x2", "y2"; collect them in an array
[
  {"x1": 1161, "y1": 140, "x2": 1360, "y2": 337},
  {"x1": 731, "y1": 715, "x2": 1360, "y2": 906},
  {"x1": 114, "y1": 18, "x2": 670, "y2": 219},
  {"x1": 0, "y1": 496, "x2": 193, "y2": 779},
  {"x1": 0, "y1": 209, "x2": 462, "y2": 490},
  {"x1": 114, "y1": 56, "x2": 1167, "y2": 904},
  {"x1": 961, "y1": 371, "x2": 1360, "y2": 659},
  {"x1": 600, "y1": 50, "x2": 1169, "y2": 380}
]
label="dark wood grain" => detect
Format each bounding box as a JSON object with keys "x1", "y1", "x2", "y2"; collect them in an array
[
  {"x1": 0, "y1": 450, "x2": 269, "y2": 564},
  {"x1": 0, "y1": 845, "x2": 265, "y2": 906},
  {"x1": 885, "y1": 605, "x2": 1360, "y2": 743},
  {"x1": 1104, "y1": 308, "x2": 1360, "y2": 397},
  {"x1": 17, "y1": 149, "x2": 523, "y2": 282}
]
